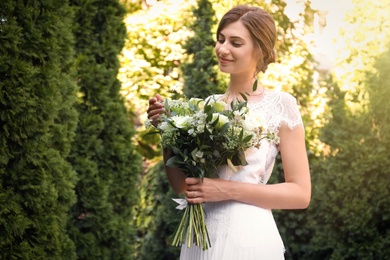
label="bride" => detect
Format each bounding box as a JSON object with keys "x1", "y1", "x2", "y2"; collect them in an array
[{"x1": 147, "y1": 4, "x2": 311, "y2": 259}]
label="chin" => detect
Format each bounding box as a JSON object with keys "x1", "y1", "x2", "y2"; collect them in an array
[{"x1": 219, "y1": 67, "x2": 232, "y2": 74}]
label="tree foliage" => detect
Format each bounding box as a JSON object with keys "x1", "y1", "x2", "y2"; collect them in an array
[
  {"x1": 118, "y1": 0, "x2": 195, "y2": 160},
  {"x1": 333, "y1": 0, "x2": 390, "y2": 96},
  {"x1": 133, "y1": 161, "x2": 181, "y2": 260},
  {"x1": 305, "y1": 45, "x2": 390, "y2": 258},
  {"x1": 304, "y1": 1, "x2": 390, "y2": 258},
  {"x1": 67, "y1": 0, "x2": 141, "y2": 259},
  {"x1": 181, "y1": 0, "x2": 223, "y2": 98},
  {"x1": 118, "y1": 0, "x2": 195, "y2": 119},
  {"x1": 0, "y1": 1, "x2": 78, "y2": 258}
]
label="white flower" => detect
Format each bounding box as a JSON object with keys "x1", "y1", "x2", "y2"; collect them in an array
[
  {"x1": 208, "y1": 100, "x2": 227, "y2": 112},
  {"x1": 188, "y1": 98, "x2": 205, "y2": 110},
  {"x1": 242, "y1": 110, "x2": 264, "y2": 131},
  {"x1": 211, "y1": 113, "x2": 229, "y2": 129},
  {"x1": 188, "y1": 128, "x2": 195, "y2": 136},
  {"x1": 158, "y1": 121, "x2": 173, "y2": 132},
  {"x1": 195, "y1": 150, "x2": 204, "y2": 158},
  {"x1": 172, "y1": 115, "x2": 191, "y2": 130},
  {"x1": 167, "y1": 99, "x2": 190, "y2": 116}
]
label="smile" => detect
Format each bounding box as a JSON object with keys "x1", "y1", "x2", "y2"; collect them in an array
[{"x1": 218, "y1": 57, "x2": 234, "y2": 64}]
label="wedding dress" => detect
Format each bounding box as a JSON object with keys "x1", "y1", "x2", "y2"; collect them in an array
[{"x1": 179, "y1": 91, "x2": 304, "y2": 260}]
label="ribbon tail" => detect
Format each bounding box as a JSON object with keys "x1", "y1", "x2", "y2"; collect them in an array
[
  {"x1": 172, "y1": 198, "x2": 188, "y2": 210},
  {"x1": 227, "y1": 158, "x2": 238, "y2": 173}
]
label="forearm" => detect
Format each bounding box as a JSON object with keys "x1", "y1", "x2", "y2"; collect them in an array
[
  {"x1": 163, "y1": 149, "x2": 186, "y2": 194},
  {"x1": 225, "y1": 180, "x2": 311, "y2": 209}
]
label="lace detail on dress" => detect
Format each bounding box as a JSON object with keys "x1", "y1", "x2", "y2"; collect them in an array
[
  {"x1": 214, "y1": 91, "x2": 303, "y2": 131},
  {"x1": 248, "y1": 91, "x2": 303, "y2": 131},
  {"x1": 213, "y1": 91, "x2": 304, "y2": 185}
]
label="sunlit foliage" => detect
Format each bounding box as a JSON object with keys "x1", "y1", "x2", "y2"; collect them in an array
[
  {"x1": 67, "y1": 1, "x2": 141, "y2": 259},
  {"x1": 306, "y1": 1, "x2": 390, "y2": 258}
]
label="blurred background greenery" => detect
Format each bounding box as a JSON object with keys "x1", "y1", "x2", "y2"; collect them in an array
[{"x1": 1, "y1": 0, "x2": 389, "y2": 259}]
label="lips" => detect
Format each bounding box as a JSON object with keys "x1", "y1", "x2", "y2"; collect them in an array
[{"x1": 218, "y1": 57, "x2": 234, "y2": 64}]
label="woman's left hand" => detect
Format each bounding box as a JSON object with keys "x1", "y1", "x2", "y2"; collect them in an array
[{"x1": 185, "y1": 177, "x2": 230, "y2": 204}]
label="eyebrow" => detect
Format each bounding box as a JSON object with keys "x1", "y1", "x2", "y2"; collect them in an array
[{"x1": 218, "y1": 33, "x2": 246, "y2": 41}]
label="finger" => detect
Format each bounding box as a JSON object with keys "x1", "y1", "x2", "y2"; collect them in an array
[
  {"x1": 185, "y1": 191, "x2": 197, "y2": 198},
  {"x1": 148, "y1": 108, "x2": 165, "y2": 120},
  {"x1": 186, "y1": 193, "x2": 204, "y2": 204},
  {"x1": 185, "y1": 177, "x2": 201, "y2": 186},
  {"x1": 146, "y1": 102, "x2": 163, "y2": 113},
  {"x1": 186, "y1": 198, "x2": 203, "y2": 205},
  {"x1": 148, "y1": 97, "x2": 157, "y2": 105},
  {"x1": 156, "y1": 94, "x2": 164, "y2": 102},
  {"x1": 147, "y1": 105, "x2": 164, "y2": 116},
  {"x1": 149, "y1": 114, "x2": 161, "y2": 120}
]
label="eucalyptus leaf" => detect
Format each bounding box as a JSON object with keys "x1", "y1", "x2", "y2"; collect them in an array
[
  {"x1": 243, "y1": 134, "x2": 253, "y2": 143},
  {"x1": 240, "y1": 92, "x2": 248, "y2": 101},
  {"x1": 252, "y1": 78, "x2": 258, "y2": 92}
]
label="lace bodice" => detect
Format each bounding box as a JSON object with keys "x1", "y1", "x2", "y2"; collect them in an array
[
  {"x1": 249, "y1": 91, "x2": 303, "y2": 131},
  {"x1": 215, "y1": 91, "x2": 303, "y2": 184}
]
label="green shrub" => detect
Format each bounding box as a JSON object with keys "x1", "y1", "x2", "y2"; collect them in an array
[
  {"x1": 67, "y1": 0, "x2": 141, "y2": 259},
  {"x1": 0, "y1": 0, "x2": 78, "y2": 259}
]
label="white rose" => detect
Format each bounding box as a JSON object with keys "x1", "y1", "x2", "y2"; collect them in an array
[
  {"x1": 158, "y1": 121, "x2": 173, "y2": 132},
  {"x1": 209, "y1": 100, "x2": 227, "y2": 112},
  {"x1": 172, "y1": 115, "x2": 191, "y2": 130},
  {"x1": 242, "y1": 110, "x2": 263, "y2": 131},
  {"x1": 211, "y1": 113, "x2": 229, "y2": 129},
  {"x1": 188, "y1": 98, "x2": 205, "y2": 110}
]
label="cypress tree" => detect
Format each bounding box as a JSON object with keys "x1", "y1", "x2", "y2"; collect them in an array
[
  {"x1": 305, "y1": 43, "x2": 390, "y2": 259},
  {"x1": 135, "y1": 162, "x2": 181, "y2": 260},
  {"x1": 0, "y1": 1, "x2": 78, "y2": 259},
  {"x1": 67, "y1": 0, "x2": 141, "y2": 258},
  {"x1": 181, "y1": 0, "x2": 223, "y2": 99}
]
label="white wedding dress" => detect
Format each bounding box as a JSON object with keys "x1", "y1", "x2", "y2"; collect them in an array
[{"x1": 179, "y1": 91, "x2": 304, "y2": 260}]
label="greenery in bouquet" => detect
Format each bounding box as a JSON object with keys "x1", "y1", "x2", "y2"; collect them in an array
[{"x1": 145, "y1": 91, "x2": 279, "y2": 250}]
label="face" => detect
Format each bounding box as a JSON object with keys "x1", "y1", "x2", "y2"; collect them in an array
[{"x1": 215, "y1": 21, "x2": 257, "y2": 77}]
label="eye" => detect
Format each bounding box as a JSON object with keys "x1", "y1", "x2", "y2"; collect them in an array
[
  {"x1": 232, "y1": 42, "x2": 243, "y2": 47},
  {"x1": 217, "y1": 38, "x2": 225, "y2": 44}
]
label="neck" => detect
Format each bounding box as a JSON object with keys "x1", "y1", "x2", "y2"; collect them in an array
[{"x1": 226, "y1": 75, "x2": 264, "y2": 96}]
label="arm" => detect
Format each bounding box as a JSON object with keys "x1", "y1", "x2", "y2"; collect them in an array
[
  {"x1": 185, "y1": 123, "x2": 311, "y2": 209},
  {"x1": 147, "y1": 95, "x2": 187, "y2": 194},
  {"x1": 163, "y1": 148, "x2": 187, "y2": 194}
]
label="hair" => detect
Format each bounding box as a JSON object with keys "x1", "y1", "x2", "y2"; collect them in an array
[{"x1": 216, "y1": 5, "x2": 277, "y2": 74}]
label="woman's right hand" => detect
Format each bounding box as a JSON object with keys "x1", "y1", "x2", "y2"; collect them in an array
[{"x1": 147, "y1": 94, "x2": 165, "y2": 127}]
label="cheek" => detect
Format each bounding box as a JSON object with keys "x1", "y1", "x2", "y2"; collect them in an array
[
  {"x1": 214, "y1": 43, "x2": 220, "y2": 54},
  {"x1": 253, "y1": 48, "x2": 262, "y2": 62}
]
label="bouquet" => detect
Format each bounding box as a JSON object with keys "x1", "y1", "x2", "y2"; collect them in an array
[{"x1": 145, "y1": 93, "x2": 279, "y2": 250}]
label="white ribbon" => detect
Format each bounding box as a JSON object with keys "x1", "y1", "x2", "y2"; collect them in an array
[
  {"x1": 227, "y1": 158, "x2": 238, "y2": 173},
  {"x1": 172, "y1": 198, "x2": 188, "y2": 210}
]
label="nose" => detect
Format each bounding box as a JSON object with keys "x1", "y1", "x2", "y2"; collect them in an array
[{"x1": 217, "y1": 42, "x2": 229, "y2": 56}]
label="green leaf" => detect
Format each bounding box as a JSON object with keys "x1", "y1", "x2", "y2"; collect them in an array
[
  {"x1": 166, "y1": 155, "x2": 184, "y2": 168},
  {"x1": 239, "y1": 128, "x2": 244, "y2": 139},
  {"x1": 242, "y1": 134, "x2": 253, "y2": 143},
  {"x1": 191, "y1": 148, "x2": 199, "y2": 161},
  {"x1": 232, "y1": 149, "x2": 248, "y2": 166},
  {"x1": 205, "y1": 112, "x2": 213, "y2": 123},
  {"x1": 219, "y1": 122, "x2": 230, "y2": 133},
  {"x1": 240, "y1": 92, "x2": 248, "y2": 101},
  {"x1": 252, "y1": 78, "x2": 258, "y2": 92},
  {"x1": 213, "y1": 150, "x2": 221, "y2": 158}
]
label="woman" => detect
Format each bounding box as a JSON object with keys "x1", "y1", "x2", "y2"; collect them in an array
[{"x1": 147, "y1": 5, "x2": 311, "y2": 259}]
